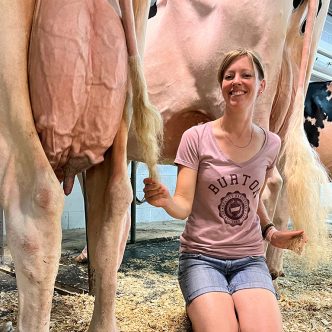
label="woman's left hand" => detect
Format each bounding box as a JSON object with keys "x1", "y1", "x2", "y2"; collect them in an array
[{"x1": 270, "y1": 230, "x2": 308, "y2": 255}]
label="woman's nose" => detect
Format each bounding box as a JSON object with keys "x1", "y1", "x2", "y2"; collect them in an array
[{"x1": 232, "y1": 75, "x2": 241, "y2": 86}]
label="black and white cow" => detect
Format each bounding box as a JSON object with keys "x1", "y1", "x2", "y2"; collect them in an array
[{"x1": 304, "y1": 81, "x2": 332, "y2": 147}]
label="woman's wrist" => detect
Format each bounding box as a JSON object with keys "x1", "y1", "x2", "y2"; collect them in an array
[
  {"x1": 261, "y1": 222, "x2": 275, "y2": 239},
  {"x1": 265, "y1": 226, "x2": 278, "y2": 242}
]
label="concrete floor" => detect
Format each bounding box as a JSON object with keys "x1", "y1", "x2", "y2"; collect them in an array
[
  {"x1": 0, "y1": 220, "x2": 185, "y2": 292},
  {"x1": 61, "y1": 220, "x2": 185, "y2": 252},
  {"x1": 2, "y1": 218, "x2": 331, "y2": 261},
  {"x1": 0, "y1": 220, "x2": 185, "y2": 267}
]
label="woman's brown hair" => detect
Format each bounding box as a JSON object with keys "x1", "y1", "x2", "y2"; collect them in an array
[{"x1": 217, "y1": 49, "x2": 265, "y2": 83}]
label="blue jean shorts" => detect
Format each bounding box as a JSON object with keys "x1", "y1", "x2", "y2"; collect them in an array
[{"x1": 178, "y1": 252, "x2": 276, "y2": 305}]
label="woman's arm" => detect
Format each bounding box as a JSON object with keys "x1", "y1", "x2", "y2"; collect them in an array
[{"x1": 143, "y1": 165, "x2": 197, "y2": 220}]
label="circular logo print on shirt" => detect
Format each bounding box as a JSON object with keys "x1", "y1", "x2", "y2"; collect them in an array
[{"x1": 218, "y1": 191, "x2": 250, "y2": 226}]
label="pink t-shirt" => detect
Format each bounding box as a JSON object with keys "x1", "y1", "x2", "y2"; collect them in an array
[{"x1": 174, "y1": 122, "x2": 281, "y2": 259}]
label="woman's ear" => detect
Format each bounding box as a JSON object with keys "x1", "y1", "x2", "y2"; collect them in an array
[{"x1": 258, "y1": 79, "x2": 266, "y2": 95}]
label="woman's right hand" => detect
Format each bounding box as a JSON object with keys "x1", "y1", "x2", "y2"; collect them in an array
[{"x1": 143, "y1": 178, "x2": 172, "y2": 208}]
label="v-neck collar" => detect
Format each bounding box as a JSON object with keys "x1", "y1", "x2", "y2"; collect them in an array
[{"x1": 208, "y1": 121, "x2": 268, "y2": 167}]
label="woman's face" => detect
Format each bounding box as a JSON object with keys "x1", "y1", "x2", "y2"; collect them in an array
[{"x1": 221, "y1": 55, "x2": 265, "y2": 111}]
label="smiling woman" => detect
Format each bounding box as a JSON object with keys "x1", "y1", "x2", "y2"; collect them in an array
[
  {"x1": 216, "y1": 51, "x2": 267, "y2": 161},
  {"x1": 143, "y1": 48, "x2": 308, "y2": 332}
]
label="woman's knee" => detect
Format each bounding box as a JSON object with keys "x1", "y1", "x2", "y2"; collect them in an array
[
  {"x1": 187, "y1": 292, "x2": 239, "y2": 332},
  {"x1": 233, "y1": 289, "x2": 282, "y2": 332}
]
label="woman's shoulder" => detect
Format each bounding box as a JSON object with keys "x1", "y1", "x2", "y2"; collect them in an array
[
  {"x1": 263, "y1": 130, "x2": 281, "y2": 158},
  {"x1": 265, "y1": 129, "x2": 281, "y2": 146},
  {"x1": 182, "y1": 121, "x2": 212, "y2": 138}
]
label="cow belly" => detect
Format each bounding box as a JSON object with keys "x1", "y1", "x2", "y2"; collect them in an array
[{"x1": 29, "y1": 0, "x2": 128, "y2": 180}]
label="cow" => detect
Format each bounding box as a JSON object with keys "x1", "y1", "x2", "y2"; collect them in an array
[
  {"x1": 304, "y1": 81, "x2": 332, "y2": 148},
  {"x1": 305, "y1": 81, "x2": 332, "y2": 173},
  {"x1": 265, "y1": 80, "x2": 332, "y2": 279},
  {"x1": 316, "y1": 123, "x2": 332, "y2": 176},
  {"x1": 0, "y1": 1, "x2": 330, "y2": 331},
  {"x1": 0, "y1": 0, "x2": 162, "y2": 331},
  {"x1": 127, "y1": 0, "x2": 331, "y2": 277}
]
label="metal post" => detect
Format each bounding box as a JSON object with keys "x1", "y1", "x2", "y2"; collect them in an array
[
  {"x1": 0, "y1": 208, "x2": 4, "y2": 265},
  {"x1": 130, "y1": 161, "x2": 137, "y2": 244}
]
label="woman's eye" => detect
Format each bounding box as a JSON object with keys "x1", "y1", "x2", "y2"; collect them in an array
[
  {"x1": 243, "y1": 73, "x2": 253, "y2": 78},
  {"x1": 224, "y1": 75, "x2": 233, "y2": 80}
]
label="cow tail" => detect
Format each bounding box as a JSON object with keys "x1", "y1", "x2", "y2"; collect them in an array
[
  {"x1": 129, "y1": 55, "x2": 163, "y2": 180},
  {"x1": 281, "y1": 0, "x2": 330, "y2": 266},
  {"x1": 120, "y1": 0, "x2": 163, "y2": 180}
]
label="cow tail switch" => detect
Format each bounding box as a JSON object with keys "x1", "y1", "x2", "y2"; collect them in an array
[
  {"x1": 128, "y1": 55, "x2": 163, "y2": 181},
  {"x1": 282, "y1": 0, "x2": 331, "y2": 267}
]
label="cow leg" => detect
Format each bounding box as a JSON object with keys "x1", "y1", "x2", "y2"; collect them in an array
[
  {"x1": 266, "y1": 185, "x2": 289, "y2": 279},
  {"x1": 74, "y1": 172, "x2": 130, "y2": 266},
  {"x1": 85, "y1": 117, "x2": 132, "y2": 332},
  {"x1": 4, "y1": 168, "x2": 64, "y2": 332},
  {"x1": 0, "y1": 131, "x2": 64, "y2": 331},
  {"x1": 0, "y1": 1, "x2": 64, "y2": 330},
  {"x1": 261, "y1": 168, "x2": 283, "y2": 222},
  {"x1": 262, "y1": 167, "x2": 284, "y2": 279}
]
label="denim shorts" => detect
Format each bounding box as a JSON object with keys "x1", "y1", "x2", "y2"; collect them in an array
[{"x1": 178, "y1": 252, "x2": 276, "y2": 305}]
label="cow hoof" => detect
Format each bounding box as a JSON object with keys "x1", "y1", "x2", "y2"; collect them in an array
[
  {"x1": 0, "y1": 322, "x2": 14, "y2": 332},
  {"x1": 272, "y1": 280, "x2": 281, "y2": 300},
  {"x1": 275, "y1": 291, "x2": 281, "y2": 300},
  {"x1": 74, "y1": 253, "x2": 88, "y2": 264}
]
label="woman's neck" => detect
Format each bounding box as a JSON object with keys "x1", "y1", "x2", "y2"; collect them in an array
[{"x1": 220, "y1": 109, "x2": 253, "y2": 135}]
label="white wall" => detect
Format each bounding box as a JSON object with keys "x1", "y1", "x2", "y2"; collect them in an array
[
  {"x1": 312, "y1": 13, "x2": 332, "y2": 81},
  {"x1": 61, "y1": 163, "x2": 178, "y2": 229}
]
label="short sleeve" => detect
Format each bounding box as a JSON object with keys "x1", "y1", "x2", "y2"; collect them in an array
[
  {"x1": 266, "y1": 133, "x2": 281, "y2": 178},
  {"x1": 174, "y1": 127, "x2": 200, "y2": 170}
]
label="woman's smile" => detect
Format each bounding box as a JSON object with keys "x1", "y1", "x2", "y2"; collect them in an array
[
  {"x1": 221, "y1": 55, "x2": 264, "y2": 110},
  {"x1": 230, "y1": 90, "x2": 246, "y2": 96}
]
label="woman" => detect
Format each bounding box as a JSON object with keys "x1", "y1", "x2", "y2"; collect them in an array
[{"x1": 143, "y1": 49, "x2": 306, "y2": 332}]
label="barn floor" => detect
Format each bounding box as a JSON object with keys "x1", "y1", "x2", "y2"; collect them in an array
[
  {"x1": 61, "y1": 220, "x2": 186, "y2": 253},
  {"x1": 0, "y1": 220, "x2": 186, "y2": 293},
  {"x1": 1, "y1": 221, "x2": 332, "y2": 331}
]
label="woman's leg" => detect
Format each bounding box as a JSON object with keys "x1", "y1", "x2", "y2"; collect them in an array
[
  {"x1": 187, "y1": 292, "x2": 239, "y2": 332},
  {"x1": 232, "y1": 288, "x2": 283, "y2": 332}
]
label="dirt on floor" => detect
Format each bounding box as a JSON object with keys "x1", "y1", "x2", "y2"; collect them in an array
[{"x1": 0, "y1": 232, "x2": 332, "y2": 331}]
